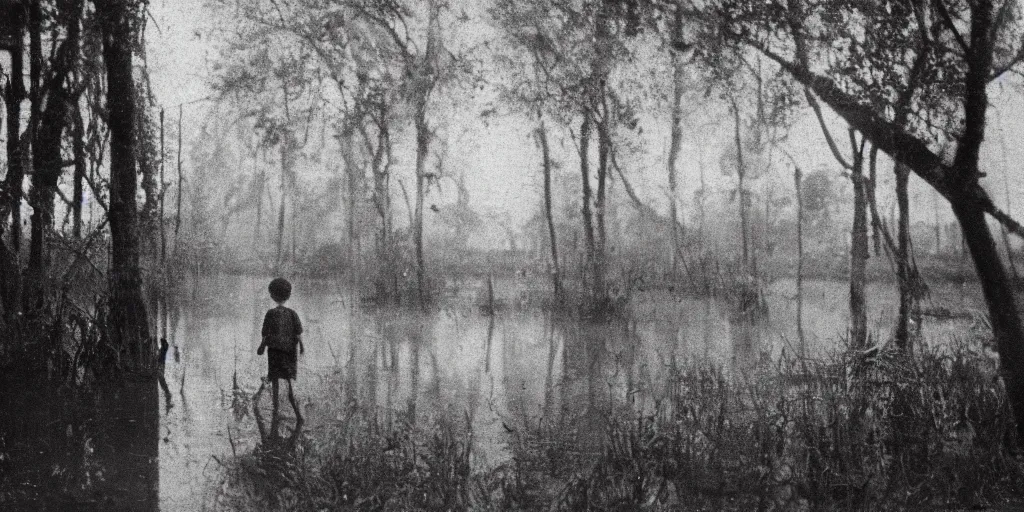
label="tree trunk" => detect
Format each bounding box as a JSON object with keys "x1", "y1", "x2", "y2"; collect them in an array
[
  {"x1": 97, "y1": 0, "x2": 152, "y2": 372},
  {"x1": 276, "y1": 140, "x2": 287, "y2": 274},
  {"x1": 537, "y1": 117, "x2": 562, "y2": 301},
  {"x1": 27, "y1": 0, "x2": 81, "y2": 308},
  {"x1": 999, "y1": 156, "x2": 1021, "y2": 280},
  {"x1": 372, "y1": 123, "x2": 396, "y2": 301},
  {"x1": 0, "y1": 236, "x2": 18, "y2": 321},
  {"x1": 73, "y1": 103, "x2": 86, "y2": 239},
  {"x1": 410, "y1": 0, "x2": 441, "y2": 308},
  {"x1": 868, "y1": 146, "x2": 881, "y2": 256},
  {"x1": 590, "y1": 1, "x2": 613, "y2": 305},
  {"x1": 578, "y1": 115, "x2": 599, "y2": 297},
  {"x1": 28, "y1": 0, "x2": 41, "y2": 140},
  {"x1": 174, "y1": 105, "x2": 183, "y2": 249},
  {"x1": 137, "y1": 90, "x2": 158, "y2": 238},
  {"x1": 1002, "y1": 225, "x2": 1020, "y2": 281},
  {"x1": 953, "y1": 197, "x2": 1024, "y2": 441},
  {"x1": 865, "y1": 147, "x2": 899, "y2": 260},
  {"x1": 23, "y1": 0, "x2": 43, "y2": 308},
  {"x1": 27, "y1": 93, "x2": 68, "y2": 290},
  {"x1": 290, "y1": 178, "x2": 297, "y2": 264},
  {"x1": 594, "y1": 119, "x2": 609, "y2": 302},
  {"x1": 3, "y1": 9, "x2": 26, "y2": 257},
  {"x1": 894, "y1": 163, "x2": 912, "y2": 350},
  {"x1": 254, "y1": 166, "x2": 263, "y2": 256},
  {"x1": 731, "y1": 102, "x2": 749, "y2": 272},
  {"x1": 159, "y1": 109, "x2": 166, "y2": 262},
  {"x1": 413, "y1": 102, "x2": 429, "y2": 306},
  {"x1": 667, "y1": 0, "x2": 685, "y2": 275},
  {"x1": 848, "y1": 132, "x2": 868, "y2": 349},
  {"x1": 346, "y1": 136, "x2": 357, "y2": 292}
]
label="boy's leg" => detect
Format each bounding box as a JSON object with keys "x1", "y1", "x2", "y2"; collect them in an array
[
  {"x1": 286, "y1": 379, "x2": 302, "y2": 422},
  {"x1": 270, "y1": 378, "x2": 280, "y2": 436},
  {"x1": 271, "y1": 378, "x2": 279, "y2": 418}
]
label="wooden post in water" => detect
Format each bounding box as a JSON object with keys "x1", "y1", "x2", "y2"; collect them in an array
[
  {"x1": 794, "y1": 163, "x2": 805, "y2": 357},
  {"x1": 159, "y1": 108, "x2": 167, "y2": 342},
  {"x1": 160, "y1": 108, "x2": 166, "y2": 264},
  {"x1": 487, "y1": 273, "x2": 495, "y2": 314},
  {"x1": 175, "y1": 104, "x2": 183, "y2": 251}
]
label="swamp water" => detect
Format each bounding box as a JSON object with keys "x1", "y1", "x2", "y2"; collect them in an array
[{"x1": 0, "y1": 273, "x2": 988, "y2": 510}]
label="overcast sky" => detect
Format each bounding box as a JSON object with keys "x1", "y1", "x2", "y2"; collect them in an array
[{"x1": 146, "y1": 0, "x2": 1024, "y2": 238}]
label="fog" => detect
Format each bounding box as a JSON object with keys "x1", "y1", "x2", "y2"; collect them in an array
[{"x1": 5, "y1": 0, "x2": 1024, "y2": 509}]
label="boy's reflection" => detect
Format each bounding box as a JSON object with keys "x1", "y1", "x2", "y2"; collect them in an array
[
  {"x1": 249, "y1": 381, "x2": 304, "y2": 507},
  {"x1": 253, "y1": 381, "x2": 304, "y2": 455}
]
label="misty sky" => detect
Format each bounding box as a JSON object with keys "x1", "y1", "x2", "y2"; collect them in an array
[{"x1": 146, "y1": 0, "x2": 1024, "y2": 240}]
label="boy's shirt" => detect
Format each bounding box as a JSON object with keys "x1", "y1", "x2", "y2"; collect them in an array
[{"x1": 261, "y1": 305, "x2": 303, "y2": 350}]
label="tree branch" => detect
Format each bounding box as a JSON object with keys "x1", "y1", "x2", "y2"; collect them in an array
[
  {"x1": 609, "y1": 148, "x2": 683, "y2": 234},
  {"x1": 989, "y1": 41, "x2": 1024, "y2": 82},
  {"x1": 933, "y1": 0, "x2": 970, "y2": 55},
  {"x1": 804, "y1": 88, "x2": 852, "y2": 170},
  {"x1": 82, "y1": 170, "x2": 109, "y2": 212},
  {"x1": 753, "y1": 44, "x2": 951, "y2": 195},
  {"x1": 982, "y1": 193, "x2": 1024, "y2": 241}
]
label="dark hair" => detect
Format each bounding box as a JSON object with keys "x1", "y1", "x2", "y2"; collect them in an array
[{"x1": 269, "y1": 277, "x2": 292, "y2": 302}]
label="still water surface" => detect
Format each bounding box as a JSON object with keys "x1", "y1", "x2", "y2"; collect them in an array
[{"x1": 1, "y1": 273, "x2": 986, "y2": 510}]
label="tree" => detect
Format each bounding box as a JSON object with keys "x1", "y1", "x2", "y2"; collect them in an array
[
  {"x1": 210, "y1": 5, "x2": 322, "y2": 273},
  {"x1": 802, "y1": 99, "x2": 872, "y2": 348},
  {"x1": 0, "y1": 0, "x2": 26, "y2": 319},
  {"x1": 210, "y1": 0, "x2": 467, "y2": 303},
  {"x1": 493, "y1": 0, "x2": 650, "y2": 307},
  {"x1": 26, "y1": 0, "x2": 85, "y2": 308},
  {"x1": 666, "y1": 0, "x2": 687, "y2": 275},
  {"x1": 712, "y1": 0, "x2": 1024, "y2": 437},
  {"x1": 95, "y1": 0, "x2": 151, "y2": 371},
  {"x1": 535, "y1": 116, "x2": 563, "y2": 301}
]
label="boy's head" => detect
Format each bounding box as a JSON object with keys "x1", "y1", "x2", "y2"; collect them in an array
[{"x1": 269, "y1": 277, "x2": 292, "y2": 303}]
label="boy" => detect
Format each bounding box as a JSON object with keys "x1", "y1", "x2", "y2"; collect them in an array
[{"x1": 256, "y1": 277, "x2": 304, "y2": 422}]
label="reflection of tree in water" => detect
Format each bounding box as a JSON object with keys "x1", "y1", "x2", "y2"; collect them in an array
[
  {"x1": 375, "y1": 311, "x2": 401, "y2": 427},
  {"x1": 726, "y1": 297, "x2": 769, "y2": 373},
  {"x1": 558, "y1": 317, "x2": 630, "y2": 451},
  {"x1": 542, "y1": 315, "x2": 559, "y2": 421},
  {"x1": 497, "y1": 314, "x2": 646, "y2": 498},
  {"x1": 371, "y1": 311, "x2": 433, "y2": 425}
]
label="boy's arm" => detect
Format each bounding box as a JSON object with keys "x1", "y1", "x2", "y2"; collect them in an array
[
  {"x1": 258, "y1": 310, "x2": 271, "y2": 355},
  {"x1": 294, "y1": 310, "x2": 304, "y2": 355}
]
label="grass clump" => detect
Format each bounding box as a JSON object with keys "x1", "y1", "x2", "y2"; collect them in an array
[
  {"x1": 495, "y1": 340, "x2": 1024, "y2": 510},
  {"x1": 212, "y1": 405, "x2": 476, "y2": 511}
]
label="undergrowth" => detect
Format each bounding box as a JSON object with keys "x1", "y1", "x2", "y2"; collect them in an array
[{"x1": 212, "y1": 337, "x2": 1024, "y2": 511}]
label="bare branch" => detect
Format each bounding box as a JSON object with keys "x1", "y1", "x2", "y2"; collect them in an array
[
  {"x1": 804, "y1": 88, "x2": 852, "y2": 170},
  {"x1": 933, "y1": 0, "x2": 970, "y2": 55},
  {"x1": 82, "y1": 170, "x2": 109, "y2": 212},
  {"x1": 982, "y1": 194, "x2": 1024, "y2": 240},
  {"x1": 753, "y1": 44, "x2": 951, "y2": 195}
]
